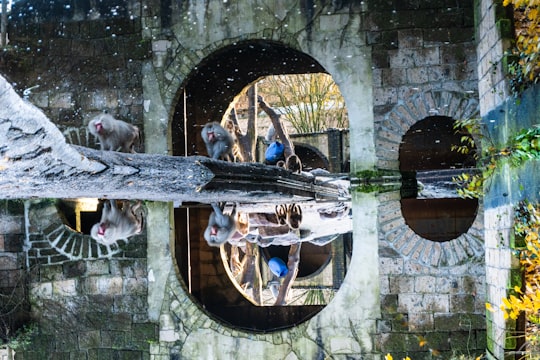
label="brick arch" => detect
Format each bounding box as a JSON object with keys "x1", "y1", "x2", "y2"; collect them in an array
[
  {"x1": 376, "y1": 90, "x2": 479, "y2": 169},
  {"x1": 27, "y1": 201, "x2": 125, "y2": 265},
  {"x1": 162, "y1": 35, "x2": 304, "y2": 109},
  {"x1": 376, "y1": 90, "x2": 483, "y2": 267}
]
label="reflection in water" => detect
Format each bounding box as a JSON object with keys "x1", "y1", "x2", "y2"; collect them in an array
[
  {"x1": 57, "y1": 198, "x2": 145, "y2": 245},
  {"x1": 173, "y1": 173, "x2": 352, "y2": 330},
  {"x1": 90, "y1": 199, "x2": 144, "y2": 246},
  {"x1": 206, "y1": 201, "x2": 352, "y2": 306}
]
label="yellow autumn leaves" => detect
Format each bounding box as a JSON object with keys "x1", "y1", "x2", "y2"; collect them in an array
[
  {"x1": 385, "y1": 354, "x2": 411, "y2": 360},
  {"x1": 486, "y1": 202, "x2": 540, "y2": 352},
  {"x1": 503, "y1": 0, "x2": 540, "y2": 83}
]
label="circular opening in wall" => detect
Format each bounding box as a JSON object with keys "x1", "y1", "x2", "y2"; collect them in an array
[
  {"x1": 171, "y1": 40, "x2": 353, "y2": 331},
  {"x1": 399, "y1": 116, "x2": 478, "y2": 242}
]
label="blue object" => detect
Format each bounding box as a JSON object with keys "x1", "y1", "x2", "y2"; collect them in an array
[
  {"x1": 268, "y1": 257, "x2": 288, "y2": 277},
  {"x1": 265, "y1": 141, "x2": 284, "y2": 164}
]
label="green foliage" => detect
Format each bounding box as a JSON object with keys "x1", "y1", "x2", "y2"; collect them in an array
[
  {"x1": 258, "y1": 73, "x2": 348, "y2": 133},
  {"x1": 4, "y1": 323, "x2": 38, "y2": 351},
  {"x1": 352, "y1": 169, "x2": 401, "y2": 193},
  {"x1": 452, "y1": 119, "x2": 540, "y2": 198}
]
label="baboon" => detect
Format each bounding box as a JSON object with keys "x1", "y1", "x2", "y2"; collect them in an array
[
  {"x1": 201, "y1": 122, "x2": 236, "y2": 161},
  {"x1": 285, "y1": 154, "x2": 302, "y2": 174},
  {"x1": 90, "y1": 200, "x2": 143, "y2": 246},
  {"x1": 204, "y1": 203, "x2": 247, "y2": 247},
  {"x1": 88, "y1": 113, "x2": 140, "y2": 153}
]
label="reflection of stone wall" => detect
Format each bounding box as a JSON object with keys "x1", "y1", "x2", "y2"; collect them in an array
[
  {"x1": 17, "y1": 200, "x2": 154, "y2": 359},
  {"x1": 0, "y1": 200, "x2": 29, "y2": 343}
]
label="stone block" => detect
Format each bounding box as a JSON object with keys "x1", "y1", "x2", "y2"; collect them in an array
[
  {"x1": 159, "y1": 329, "x2": 179, "y2": 342},
  {"x1": 0, "y1": 216, "x2": 23, "y2": 234},
  {"x1": 54, "y1": 331, "x2": 79, "y2": 352},
  {"x1": 123, "y1": 277, "x2": 148, "y2": 295},
  {"x1": 78, "y1": 330, "x2": 101, "y2": 350},
  {"x1": 372, "y1": 49, "x2": 390, "y2": 68},
  {"x1": 114, "y1": 295, "x2": 147, "y2": 313},
  {"x1": 4, "y1": 234, "x2": 24, "y2": 252},
  {"x1": 86, "y1": 259, "x2": 111, "y2": 276},
  {"x1": 103, "y1": 312, "x2": 133, "y2": 331},
  {"x1": 414, "y1": 275, "x2": 437, "y2": 293},
  {"x1": 118, "y1": 350, "x2": 143, "y2": 360},
  {"x1": 379, "y1": 257, "x2": 404, "y2": 275},
  {"x1": 63, "y1": 261, "x2": 86, "y2": 278},
  {"x1": 132, "y1": 322, "x2": 158, "y2": 342},
  {"x1": 389, "y1": 276, "x2": 414, "y2": 293},
  {"x1": 382, "y1": 68, "x2": 408, "y2": 87},
  {"x1": 87, "y1": 348, "x2": 115, "y2": 360},
  {"x1": 450, "y1": 294, "x2": 476, "y2": 313},
  {"x1": 406, "y1": 67, "x2": 428, "y2": 84},
  {"x1": 30, "y1": 281, "x2": 53, "y2": 299},
  {"x1": 101, "y1": 330, "x2": 128, "y2": 348},
  {"x1": 373, "y1": 87, "x2": 397, "y2": 106},
  {"x1": 398, "y1": 29, "x2": 422, "y2": 48},
  {"x1": 408, "y1": 312, "x2": 433, "y2": 331},
  {"x1": 40, "y1": 264, "x2": 65, "y2": 282},
  {"x1": 105, "y1": 276, "x2": 126, "y2": 295},
  {"x1": 50, "y1": 92, "x2": 74, "y2": 109},
  {"x1": 425, "y1": 330, "x2": 451, "y2": 351},
  {"x1": 52, "y1": 279, "x2": 78, "y2": 297},
  {"x1": 0, "y1": 254, "x2": 19, "y2": 270}
]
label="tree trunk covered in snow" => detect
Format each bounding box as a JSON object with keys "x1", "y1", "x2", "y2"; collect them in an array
[{"x1": 0, "y1": 75, "x2": 341, "y2": 203}]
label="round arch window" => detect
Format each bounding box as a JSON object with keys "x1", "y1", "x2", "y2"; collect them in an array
[
  {"x1": 399, "y1": 116, "x2": 478, "y2": 242},
  {"x1": 171, "y1": 41, "x2": 352, "y2": 331}
]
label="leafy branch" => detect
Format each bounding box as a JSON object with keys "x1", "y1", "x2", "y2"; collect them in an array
[{"x1": 452, "y1": 119, "x2": 540, "y2": 198}]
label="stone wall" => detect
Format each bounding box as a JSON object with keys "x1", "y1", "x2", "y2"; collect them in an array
[
  {"x1": 474, "y1": 0, "x2": 539, "y2": 358},
  {"x1": 480, "y1": 85, "x2": 540, "y2": 359},
  {"x1": 15, "y1": 199, "x2": 155, "y2": 359},
  {"x1": 3, "y1": 2, "x2": 149, "y2": 149},
  {"x1": 0, "y1": 0, "x2": 497, "y2": 359},
  {"x1": 363, "y1": 1, "x2": 486, "y2": 358}
]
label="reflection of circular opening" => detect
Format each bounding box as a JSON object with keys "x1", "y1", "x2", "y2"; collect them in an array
[
  {"x1": 399, "y1": 116, "x2": 478, "y2": 242},
  {"x1": 56, "y1": 199, "x2": 101, "y2": 234},
  {"x1": 262, "y1": 243, "x2": 332, "y2": 279},
  {"x1": 174, "y1": 202, "x2": 350, "y2": 332}
]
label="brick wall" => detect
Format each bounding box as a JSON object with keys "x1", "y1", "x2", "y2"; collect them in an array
[{"x1": 475, "y1": 0, "x2": 513, "y2": 116}]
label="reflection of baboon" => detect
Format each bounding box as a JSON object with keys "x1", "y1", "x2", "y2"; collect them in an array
[
  {"x1": 88, "y1": 113, "x2": 140, "y2": 153},
  {"x1": 201, "y1": 122, "x2": 237, "y2": 161},
  {"x1": 90, "y1": 200, "x2": 143, "y2": 245},
  {"x1": 204, "y1": 203, "x2": 245, "y2": 247}
]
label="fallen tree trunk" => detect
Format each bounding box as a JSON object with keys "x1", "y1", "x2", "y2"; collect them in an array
[{"x1": 0, "y1": 75, "x2": 346, "y2": 203}]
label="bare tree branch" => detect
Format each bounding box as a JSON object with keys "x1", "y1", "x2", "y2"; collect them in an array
[
  {"x1": 257, "y1": 95, "x2": 295, "y2": 158},
  {"x1": 274, "y1": 243, "x2": 301, "y2": 306}
]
